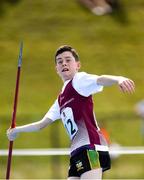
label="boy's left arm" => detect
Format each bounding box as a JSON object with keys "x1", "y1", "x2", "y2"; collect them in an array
[{"x1": 97, "y1": 75, "x2": 135, "y2": 93}]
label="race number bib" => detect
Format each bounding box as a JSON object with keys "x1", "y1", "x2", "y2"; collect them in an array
[{"x1": 61, "y1": 107, "x2": 78, "y2": 140}]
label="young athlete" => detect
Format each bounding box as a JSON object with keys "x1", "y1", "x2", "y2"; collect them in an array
[{"x1": 7, "y1": 45, "x2": 135, "y2": 179}]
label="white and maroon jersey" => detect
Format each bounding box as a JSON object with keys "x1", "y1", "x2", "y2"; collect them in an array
[{"x1": 45, "y1": 72, "x2": 109, "y2": 153}]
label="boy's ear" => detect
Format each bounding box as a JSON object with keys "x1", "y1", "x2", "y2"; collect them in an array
[
  {"x1": 55, "y1": 65, "x2": 58, "y2": 74},
  {"x1": 77, "y1": 61, "x2": 81, "y2": 70}
]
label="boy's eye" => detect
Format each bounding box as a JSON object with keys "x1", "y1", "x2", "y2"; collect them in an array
[
  {"x1": 57, "y1": 60, "x2": 62, "y2": 64},
  {"x1": 66, "y1": 59, "x2": 71, "y2": 62}
]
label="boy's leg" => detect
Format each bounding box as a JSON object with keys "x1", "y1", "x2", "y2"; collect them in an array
[
  {"x1": 68, "y1": 177, "x2": 80, "y2": 180},
  {"x1": 81, "y1": 168, "x2": 102, "y2": 179}
]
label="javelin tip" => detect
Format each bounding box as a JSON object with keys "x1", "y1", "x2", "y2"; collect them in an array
[{"x1": 18, "y1": 41, "x2": 23, "y2": 67}]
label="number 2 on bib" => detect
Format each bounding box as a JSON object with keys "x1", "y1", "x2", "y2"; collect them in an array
[{"x1": 61, "y1": 107, "x2": 78, "y2": 140}]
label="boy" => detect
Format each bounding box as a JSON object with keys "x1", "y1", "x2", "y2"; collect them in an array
[{"x1": 7, "y1": 45, "x2": 135, "y2": 179}]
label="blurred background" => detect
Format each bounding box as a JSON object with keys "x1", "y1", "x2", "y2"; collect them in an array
[{"x1": 0, "y1": 0, "x2": 144, "y2": 179}]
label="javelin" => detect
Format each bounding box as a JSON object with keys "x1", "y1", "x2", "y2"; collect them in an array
[{"x1": 6, "y1": 42, "x2": 23, "y2": 180}]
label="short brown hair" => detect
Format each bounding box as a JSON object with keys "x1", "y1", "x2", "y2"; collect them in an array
[{"x1": 55, "y1": 45, "x2": 79, "y2": 62}]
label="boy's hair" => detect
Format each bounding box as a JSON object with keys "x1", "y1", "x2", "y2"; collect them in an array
[{"x1": 55, "y1": 45, "x2": 79, "y2": 62}]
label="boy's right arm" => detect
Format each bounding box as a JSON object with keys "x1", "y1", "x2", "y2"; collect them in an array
[
  {"x1": 97, "y1": 75, "x2": 135, "y2": 93},
  {"x1": 7, "y1": 117, "x2": 53, "y2": 141}
]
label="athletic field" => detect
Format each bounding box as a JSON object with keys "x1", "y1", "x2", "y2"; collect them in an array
[{"x1": 0, "y1": 0, "x2": 144, "y2": 179}]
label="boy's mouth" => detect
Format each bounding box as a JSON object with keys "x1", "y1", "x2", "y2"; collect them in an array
[{"x1": 62, "y1": 68, "x2": 69, "y2": 72}]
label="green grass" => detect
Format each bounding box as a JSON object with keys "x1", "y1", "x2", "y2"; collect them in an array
[
  {"x1": 1, "y1": 155, "x2": 144, "y2": 179},
  {"x1": 0, "y1": 0, "x2": 144, "y2": 179}
]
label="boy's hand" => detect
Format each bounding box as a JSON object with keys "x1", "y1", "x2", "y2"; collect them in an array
[
  {"x1": 7, "y1": 128, "x2": 18, "y2": 141},
  {"x1": 118, "y1": 77, "x2": 135, "y2": 93}
]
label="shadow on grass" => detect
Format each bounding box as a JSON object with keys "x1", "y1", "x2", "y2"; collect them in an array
[{"x1": 0, "y1": 0, "x2": 21, "y2": 17}]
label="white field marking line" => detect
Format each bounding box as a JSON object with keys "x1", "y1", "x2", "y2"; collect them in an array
[{"x1": 0, "y1": 147, "x2": 144, "y2": 156}]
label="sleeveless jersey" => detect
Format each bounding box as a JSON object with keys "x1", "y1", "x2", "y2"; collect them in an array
[{"x1": 58, "y1": 79, "x2": 108, "y2": 153}]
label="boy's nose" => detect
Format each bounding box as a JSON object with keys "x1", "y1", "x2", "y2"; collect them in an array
[{"x1": 62, "y1": 61, "x2": 67, "y2": 66}]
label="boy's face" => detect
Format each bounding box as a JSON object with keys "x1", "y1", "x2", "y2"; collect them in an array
[{"x1": 55, "y1": 51, "x2": 81, "y2": 81}]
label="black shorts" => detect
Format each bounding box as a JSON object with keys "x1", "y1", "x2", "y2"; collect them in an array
[{"x1": 68, "y1": 148, "x2": 111, "y2": 177}]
